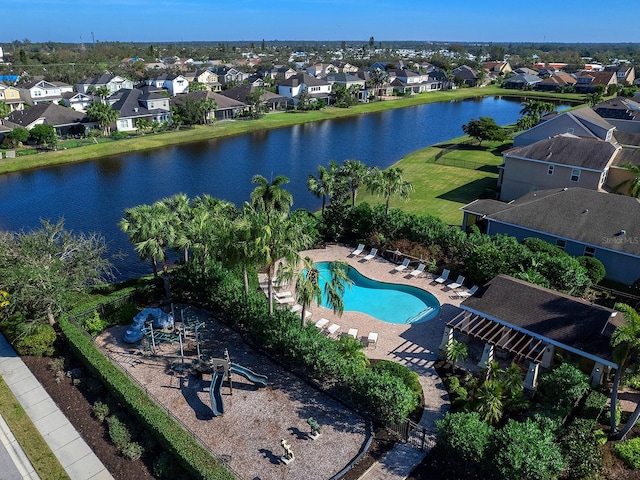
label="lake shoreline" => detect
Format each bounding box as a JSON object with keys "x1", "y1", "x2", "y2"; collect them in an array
[{"x1": 0, "y1": 86, "x2": 583, "y2": 176}]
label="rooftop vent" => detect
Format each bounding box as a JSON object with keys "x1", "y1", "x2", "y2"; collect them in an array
[
  {"x1": 583, "y1": 209, "x2": 589, "y2": 213},
  {"x1": 619, "y1": 229, "x2": 627, "y2": 236}
]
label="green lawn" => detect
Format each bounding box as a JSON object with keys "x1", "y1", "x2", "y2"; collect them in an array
[
  {"x1": 0, "y1": 377, "x2": 69, "y2": 480},
  {"x1": 358, "y1": 137, "x2": 510, "y2": 225}
]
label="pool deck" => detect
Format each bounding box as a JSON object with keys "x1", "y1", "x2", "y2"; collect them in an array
[{"x1": 293, "y1": 245, "x2": 466, "y2": 479}]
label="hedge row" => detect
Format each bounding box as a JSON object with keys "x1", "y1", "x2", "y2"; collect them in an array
[{"x1": 59, "y1": 307, "x2": 235, "y2": 480}]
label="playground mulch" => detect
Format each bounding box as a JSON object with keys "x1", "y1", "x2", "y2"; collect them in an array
[{"x1": 95, "y1": 307, "x2": 369, "y2": 480}]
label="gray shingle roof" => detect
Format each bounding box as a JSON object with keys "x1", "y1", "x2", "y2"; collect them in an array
[
  {"x1": 461, "y1": 274, "x2": 619, "y2": 363},
  {"x1": 172, "y1": 91, "x2": 246, "y2": 110},
  {"x1": 485, "y1": 188, "x2": 640, "y2": 256},
  {"x1": 6, "y1": 102, "x2": 88, "y2": 127},
  {"x1": 506, "y1": 135, "x2": 619, "y2": 171}
]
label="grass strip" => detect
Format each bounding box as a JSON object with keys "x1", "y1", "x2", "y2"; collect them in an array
[{"x1": 0, "y1": 376, "x2": 70, "y2": 480}]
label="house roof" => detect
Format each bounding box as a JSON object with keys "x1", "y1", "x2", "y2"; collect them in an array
[
  {"x1": 503, "y1": 74, "x2": 541, "y2": 85},
  {"x1": 453, "y1": 65, "x2": 479, "y2": 80},
  {"x1": 323, "y1": 72, "x2": 364, "y2": 83},
  {"x1": 460, "y1": 274, "x2": 620, "y2": 364},
  {"x1": 537, "y1": 72, "x2": 577, "y2": 86},
  {"x1": 279, "y1": 73, "x2": 330, "y2": 88},
  {"x1": 172, "y1": 91, "x2": 246, "y2": 110},
  {"x1": 219, "y1": 84, "x2": 286, "y2": 104},
  {"x1": 594, "y1": 97, "x2": 640, "y2": 121},
  {"x1": 462, "y1": 187, "x2": 640, "y2": 256},
  {"x1": 80, "y1": 74, "x2": 119, "y2": 85},
  {"x1": 514, "y1": 107, "x2": 615, "y2": 144},
  {"x1": 612, "y1": 146, "x2": 640, "y2": 167},
  {"x1": 109, "y1": 89, "x2": 150, "y2": 118},
  {"x1": 6, "y1": 102, "x2": 89, "y2": 127},
  {"x1": 505, "y1": 134, "x2": 619, "y2": 171},
  {"x1": 613, "y1": 131, "x2": 640, "y2": 148}
]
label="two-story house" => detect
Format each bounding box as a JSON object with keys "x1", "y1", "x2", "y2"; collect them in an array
[
  {"x1": 184, "y1": 69, "x2": 222, "y2": 91},
  {"x1": 513, "y1": 107, "x2": 615, "y2": 147},
  {"x1": 277, "y1": 73, "x2": 332, "y2": 105},
  {"x1": 306, "y1": 63, "x2": 337, "y2": 77},
  {"x1": 18, "y1": 79, "x2": 74, "y2": 106},
  {"x1": 211, "y1": 67, "x2": 250, "y2": 88},
  {"x1": 461, "y1": 187, "x2": 640, "y2": 285},
  {"x1": 145, "y1": 74, "x2": 189, "y2": 96},
  {"x1": 108, "y1": 88, "x2": 171, "y2": 132},
  {"x1": 0, "y1": 83, "x2": 25, "y2": 112},
  {"x1": 574, "y1": 71, "x2": 617, "y2": 93},
  {"x1": 452, "y1": 65, "x2": 481, "y2": 87},
  {"x1": 323, "y1": 72, "x2": 367, "y2": 101},
  {"x1": 605, "y1": 65, "x2": 635, "y2": 85},
  {"x1": 76, "y1": 74, "x2": 134, "y2": 95},
  {"x1": 498, "y1": 134, "x2": 620, "y2": 201}
]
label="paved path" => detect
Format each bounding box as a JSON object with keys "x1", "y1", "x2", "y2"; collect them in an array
[
  {"x1": 0, "y1": 412, "x2": 37, "y2": 480},
  {"x1": 0, "y1": 334, "x2": 114, "y2": 480},
  {"x1": 298, "y1": 245, "x2": 464, "y2": 480}
]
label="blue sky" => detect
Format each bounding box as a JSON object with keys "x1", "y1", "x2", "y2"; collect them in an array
[{"x1": 4, "y1": 0, "x2": 639, "y2": 44}]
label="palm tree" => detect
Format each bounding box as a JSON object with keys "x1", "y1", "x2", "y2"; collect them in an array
[
  {"x1": 95, "y1": 85, "x2": 111, "y2": 103},
  {"x1": 519, "y1": 100, "x2": 555, "y2": 123},
  {"x1": 119, "y1": 202, "x2": 175, "y2": 277},
  {"x1": 336, "y1": 336, "x2": 369, "y2": 368},
  {"x1": 610, "y1": 303, "x2": 640, "y2": 438},
  {"x1": 614, "y1": 163, "x2": 640, "y2": 198},
  {"x1": 251, "y1": 211, "x2": 311, "y2": 315},
  {"x1": 199, "y1": 98, "x2": 218, "y2": 124},
  {"x1": 250, "y1": 174, "x2": 293, "y2": 217},
  {"x1": 445, "y1": 339, "x2": 468, "y2": 372},
  {"x1": 162, "y1": 193, "x2": 192, "y2": 262},
  {"x1": 278, "y1": 256, "x2": 351, "y2": 325},
  {"x1": 367, "y1": 167, "x2": 414, "y2": 215},
  {"x1": 87, "y1": 101, "x2": 119, "y2": 136},
  {"x1": 341, "y1": 159, "x2": 370, "y2": 207},
  {"x1": 307, "y1": 161, "x2": 339, "y2": 215}
]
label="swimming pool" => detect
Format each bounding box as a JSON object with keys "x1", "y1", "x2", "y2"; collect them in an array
[{"x1": 315, "y1": 262, "x2": 440, "y2": 324}]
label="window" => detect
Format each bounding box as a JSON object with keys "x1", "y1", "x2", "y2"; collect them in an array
[
  {"x1": 584, "y1": 246, "x2": 596, "y2": 257},
  {"x1": 547, "y1": 165, "x2": 554, "y2": 175},
  {"x1": 556, "y1": 239, "x2": 566, "y2": 250},
  {"x1": 570, "y1": 169, "x2": 580, "y2": 182}
]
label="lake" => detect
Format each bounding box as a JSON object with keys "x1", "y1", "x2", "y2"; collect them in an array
[{"x1": 0, "y1": 96, "x2": 554, "y2": 279}]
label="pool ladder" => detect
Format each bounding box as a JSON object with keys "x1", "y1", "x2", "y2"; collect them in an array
[{"x1": 405, "y1": 307, "x2": 434, "y2": 324}]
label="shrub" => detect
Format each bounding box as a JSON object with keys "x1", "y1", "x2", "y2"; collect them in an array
[
  {"x1": 92, "y1": 401, "x2": 110, "y2": 422},
  {"x1": 522, "y1": 237, "x2": 567, "y2": 258},
  {"x1": 490, "y1": 418, "x2": 565, "y2": 480},
  {"x1": 108, "y1": 303, "x2": 142, "y2": 326},
  {"x1": 84, "y1": 310, "x2": 110, "y2": 336},
  {"x1": 615, "y1": 437, "x2": 640, "y2": 469},
  {"x1": 122, "y1": 442, "x2": 144, "y2": 461},
  {"x1": 106, "y1": 415, "x2": 131, "y2": 449},
  {"x1": 559, "y1": 418, "x2": 603, "y2": 479},
  {"x1": 536, "y1": 363, "x2": 590, "y2": 420},
  {"x1": 14, "y1": 323, "x2": 56, "y2": 356},
  {"x1": 435, "y1": 412, "x2": 493, "y2": 477},
  {"x1": 154, "y1": 451, "x2": 183, "y2": 479},
  {"x1": 373, "y1": 360, "x2": 422, "y2": 399},
  {"x1": 576, "y1": 256, "x2": 606, "y2": 284}
]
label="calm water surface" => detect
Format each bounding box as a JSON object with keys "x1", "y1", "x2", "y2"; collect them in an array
[{"x1": 0, "y1": 97, "x2": 553, "y2": 279}]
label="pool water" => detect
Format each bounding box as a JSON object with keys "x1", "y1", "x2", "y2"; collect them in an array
[{"x1": 315, "y1": 262, "x2": 440, "y2": 324}]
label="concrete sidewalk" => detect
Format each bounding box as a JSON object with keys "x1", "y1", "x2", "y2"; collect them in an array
[{"x1": 0, "y1": 334, "x2": 113, "y2": 480}]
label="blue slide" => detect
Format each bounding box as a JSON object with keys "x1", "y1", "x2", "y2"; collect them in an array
[
  {"x1": 230, "y1": 363, "x2": 268, "y2": 387},
  {"x1": 209, "y1": 369, "x2": 225, "y2": 416}
]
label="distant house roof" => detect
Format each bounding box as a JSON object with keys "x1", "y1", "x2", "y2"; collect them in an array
[
  {"x1": 502, "y1": 74, "x2": 541, "y2": 86},
  {"x1": 461, "y1": 187, "x2": 640, "y2": 257},
  {"x1": 219, "y1": 84, "x2": 287, "y2": 104},
  {"x1": 460, "y1": 274, "x2": 620, "y2": 365},
  {"x1": 172, "y1": 91, "x2": 246, "y2": 111},
  {"x1": 279, "y1": 73, "x2": 330, "y2": 88},
  {"x1": 505, "y1": 134, "x2": 619, "y2": 171},
  {"x1": 6, "y1": 102, "x2": 89, "y2": 127},
  {"x1": 323, "y1": 72, "x2": 364, "y2": 83},
  {"x1": 109, "y1": 89, "x2": 150, "y2": 118},
  {"x1": 594, "y1": 97, "x2": 640, "y2": 121}
]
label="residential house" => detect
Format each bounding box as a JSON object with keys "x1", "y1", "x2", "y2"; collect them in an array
[
  {"x1": 605, "y1": 65, "x2": 636, "y2": 85},
  {"x1": 513, "y1": 67, "x2": 538, "y2": 76},
  {"x1": 498, "y1": 134, "x2": 620, "y2": 201},
  {"x1": 5, "y1": 102, "x2": 92, "y2": 136},
  {"x1": 277, "y1": 73, "x2": 332, "y2": 105},
  {"x1": 0, "y1": 83, "x2": 25, "y2": 112},
  {"x1": 452, "y1": 65, "x2": 480, "y2": 87},
  {"x1": 220, "y1": 84, "x2": 288, "y2": 111},
  {"x1": 108, "y1": 88, "x2": 171, "y2": 132},
  {"x1": 442, "y1": 274, "x2": 621, "y2": 390},
  {"x1": 513, "y1": 107, "x2": 615, "y2": 147},
  {"x1": 76, "y1": 74, "x2": 134, "y2": 95},
  {"x1": 211, "y1": 67, "x2": 250, "y2": 88},
  {"x1": 323, "y1": 72, "x2": 368, "y2": 101},
  {"x1": 306, "y1": 63, "x2": 337, "y2": 77},
  {"x1": 483, "y1": 61, "x2": 512, "y2": 76},
  {"x1": 145, "y1": 74, "x2": 189, "y2": 97},
  {"x1": 262, "y1": 66, "x2": 297, "y2": 82},
  {"x1": 171, "y1": 91, "x2": 247, "y2": 121},
  {"x1": 18, "y1": 79, "x2": 73, "y2": 106},
  {"x1": 535, "y1": 72, "x2": 577, "y2": 92},
  {"x1": 387, "y1": 69, "x2": 442, "y2": 94},
  {"x1": 501, "y1": 74, "x2": 541, "y2": 90},
  {"x1": 337, "y1": 62, "x2": 359, "y2": 73},
  {"x1": 574, "y1": 71, "x2": 617, "y2": 94},
  {"x1": 460, "y1": 187, "x2": 640, "y2": 285},
  {"x1": 593, "y1": 97, "x2": 640, "y2": 135},
  {"x1": 61, "y1": 92, "x2": 93, "y2": 111},
  {"x1": 606, "y1": 146, "x2": 640, "y2": 196},
  {"x1": 183, "y1": 69, "x2": 221, "y2": 91}
]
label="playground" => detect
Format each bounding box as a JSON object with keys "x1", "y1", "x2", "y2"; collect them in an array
[{"x1": 94, "y1": 304, "x2": 369, "y2": 480}]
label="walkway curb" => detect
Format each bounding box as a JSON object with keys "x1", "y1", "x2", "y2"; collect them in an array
[
  {"x1": 0, "y1": 413, "x2": 39, "y2": 479},
  {"x1": 0, "y1": 334, "x2": 114, "y2": 480}
]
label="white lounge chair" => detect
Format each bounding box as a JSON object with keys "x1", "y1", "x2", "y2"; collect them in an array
[
  {"x1": 274, "y1": 290, "x2": 293, "y2": 298},
  {"x1": 448, "y1": 275, "x2": 465, "y2": 290},
  {"x1": 274, "y1": 295, "x2": 295, "y2": 305},
  {"x1": 394, "y1": 258, "x2": 410, "y2": 272},
  {"x1": 327, "y1": 324, "x2": 341, "y2": 337},
  {"x1": 435, "y1": 269, "x2": 450, "y2": 284},
  {"x1": 367, "y1": 332, "x2": 378, "y2": 348},
  {"x1": 351, "y1": 244, "x2": 365, "y2": 256},
  {"x1": 347, "y1": 328, "x2": 358, "y2": 338},
  {"x1": 315, "y1": 318, "x2": 329, "y2": 329},
  {"x1": 409, "y1": 263, "x2": 426, "y2": 278},
  {"x1": 457, "y1": 285, "x2": 479, "y2": 299},
  {"x1": 363, "y1": 248, "x2": 378, "y2": 261},
  {"x1": 291, "y1": 304, "x2": 311, "y2": 318}
]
